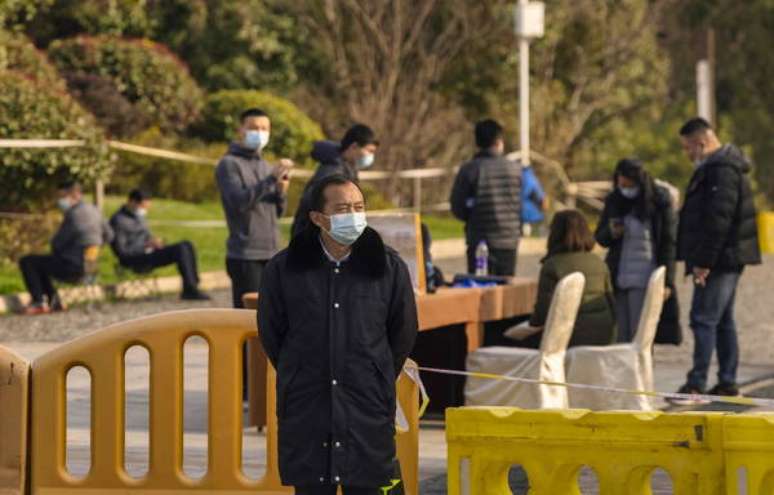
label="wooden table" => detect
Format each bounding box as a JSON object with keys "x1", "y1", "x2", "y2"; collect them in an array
[{"x1": 242, "y1": 278, "x2": 538, "y2": 426}]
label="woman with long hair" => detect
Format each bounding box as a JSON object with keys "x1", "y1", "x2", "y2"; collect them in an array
[
  {"x1": 595, "y1": 158, "x2": 679, "y2": 343},
  {"x1": 510, "y1": 209, "x2": 617, "y2": 348}
]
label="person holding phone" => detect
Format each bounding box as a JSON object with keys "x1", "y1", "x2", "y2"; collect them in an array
[
  {"x1": 215, "y1": 107, "x2": 293, "y2": 309},
  {"x1": 595, "y1": 158, "x2": 678, "y2": 344}
]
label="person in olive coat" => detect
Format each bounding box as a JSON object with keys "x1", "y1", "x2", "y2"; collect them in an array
[
  {"x1": 516, "y1": 210, "x2": 617, "y2": 348},
  {"x1": 258, "y1": 174, "x2": 418, "y2": 494}
]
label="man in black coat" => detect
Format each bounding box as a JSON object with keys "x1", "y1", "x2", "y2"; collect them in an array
[
  {"x1": 290, "y1": 124, "x2": 379, "y2": 237},
  {"x1": 675, "y1": 117, "x2": 761, "y2": 398},
  {"x1": 450, "y1": 119, "x2": 522, "y2": 276},
  {"x1": 258, "y1": 174, "x2": 418, "y2": 494}
]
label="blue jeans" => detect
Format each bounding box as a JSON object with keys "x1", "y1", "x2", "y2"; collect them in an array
[{"x1": 686, "y1": 270, "x2": 741, "y2": 390}]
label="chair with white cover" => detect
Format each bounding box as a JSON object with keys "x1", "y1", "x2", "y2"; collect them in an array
[
  {"x1": 464, "y1": 272, "x2": 586, "y2": 409},
  {"x1": 565, "y1": 266, "x2": 666, "y2": 411}
]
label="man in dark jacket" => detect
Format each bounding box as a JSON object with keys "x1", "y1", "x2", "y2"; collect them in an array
[
  {"x1": 18, "y1": 180, "x2": 113, "y2": 314},
  {"x1": 450, "y1": 119, "x2": 522, "y2": 276},
  {"x1": 215, "y1": 107, "x2": 292, "y2": 309},
  {"x1": 290, "y1": 124, "x2": 379, "y2": 237},
  {"x1": 259, "y1": 175, "x2": 418, "y2": 494},
  {"x1": 675, "y1": 117, "x2": 761, "y2": 398},
  {"x1": 109, "y1": 189, "x2": 209, "y2": 300}
]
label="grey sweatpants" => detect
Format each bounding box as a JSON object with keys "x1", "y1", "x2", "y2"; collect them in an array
[{"x1": 615, "y1": 288, "x2": 647, "y2": 343}]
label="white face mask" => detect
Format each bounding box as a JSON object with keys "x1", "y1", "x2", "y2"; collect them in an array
[
  {"x1": 357, "y1": 152, "x2": 375, "y2": 169},
  {"x1": 619, "y1": 186, "x2": 640, "y2": 199},
  {"x1": 325, "y1": 212, "x2": 368, "y2": 246},
  {"x1": 244, "y1": 130, "x2": 270, "y2": 151},
  {"x1": 136, "y1": 207, "x2": 148, "y2": 218},
  {"x1": 56, "y1": 197, "x2": 72, "y2": 212}
]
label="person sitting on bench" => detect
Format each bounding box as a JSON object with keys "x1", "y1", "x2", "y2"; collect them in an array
[
  {"x1": 109, "y1": 189, "x2": 210, "y2": 300},
  {"x1": 19, "y1": 180, "x2": 113, "y2": 315}
]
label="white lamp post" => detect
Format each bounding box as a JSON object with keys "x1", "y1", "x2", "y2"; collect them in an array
[{"x1": 514, "y1": 1, "x2": 545, "y2": 165}]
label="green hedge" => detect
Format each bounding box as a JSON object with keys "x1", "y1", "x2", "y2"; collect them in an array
[
  {"x1": 47, "y1": 36, "x2": 203, "y2": 134},
  {"x1": 0, "y1": 70, "x2": 112, "y2": 211},
  {"x1": 191, "y1": 90, "x2": 324, "y2": 165},
  {"x1": 0, "y1": 31, "x2": 64, "y2": 88}
]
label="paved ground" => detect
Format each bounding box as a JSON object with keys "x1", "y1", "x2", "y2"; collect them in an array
[{"x1": 2, "y1": 246, "x2": 773, "y2": 494}]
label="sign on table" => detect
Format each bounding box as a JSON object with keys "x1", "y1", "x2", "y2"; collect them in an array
[{"x1": 368, "y1": 213, "x2": 426, "y2": 293}]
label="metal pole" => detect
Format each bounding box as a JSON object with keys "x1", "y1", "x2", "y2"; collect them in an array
[
  {"x1": 707, "y1": 28, "x2": 716, "y2": 126},
  {"x1": 519, "y1": 0, "x2": 530, "y2": 165},
  {"x1": 95, "y1": 179, "x2": 105, "y2": 212},
  {"x1": 413, "y1": 176, "x2": 422, "y2": 213}
]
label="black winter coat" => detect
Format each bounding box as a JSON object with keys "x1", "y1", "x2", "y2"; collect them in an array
[
  {"x1": 596, "y1": 186, "x2": 681, "y2": 344},
  {"x1": 678, "y1": 144, "x2": 761, "y2": 272},
  {"x1": 258, "y1": 226, "x2": 418, "y2": 487},
  {"x1": 449, "y1": 151, "x2": 522, "y2": 249},
  {"x1": 291, "y1": 141, "x2": 359, "y2": 237}
]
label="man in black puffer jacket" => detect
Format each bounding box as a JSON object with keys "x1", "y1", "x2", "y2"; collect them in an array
[
  {"x1": 675, "y1": 117, "x2": 761, "y2": 399},
  {"x1": 450, "y1": 119, "x2": 522, "y2": 276}
]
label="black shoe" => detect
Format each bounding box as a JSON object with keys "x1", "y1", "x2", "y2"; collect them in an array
[
  {"x1": 708, "y1": 383, "x2": 740, "y2": 397},
  {"x1": 181, "y1": 290, "x2": 211, "y2": 301},
  {"x1": 668, "y1": 383, "x2": 709, "y2": 406}
]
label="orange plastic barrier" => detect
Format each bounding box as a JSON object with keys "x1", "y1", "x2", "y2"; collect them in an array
[
  {"x1": 0, "y1": 345, "x2": 29, "y2": 495},
  {"x1": 28, "y1": 309, "x2": 419, "y2": 495}
]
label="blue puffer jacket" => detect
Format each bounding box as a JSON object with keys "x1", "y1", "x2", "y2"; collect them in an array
[{"x1": 521, "y1": 165, "x2": 545, "y2": 224}]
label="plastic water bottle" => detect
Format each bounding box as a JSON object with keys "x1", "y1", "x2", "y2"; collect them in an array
[{"x1": 475, "y1": 240, "x2": 489, "y2": 276}]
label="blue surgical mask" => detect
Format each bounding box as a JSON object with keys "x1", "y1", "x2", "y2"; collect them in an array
[
  {"x1": 619, "y1": 186, "x2": 640, "y2": 199},
  {"x1": 357, "y1": 152, "x2": 375, "y2": 169},
  {"x1": 325, "y1": 212, "x2": 368, "y2": 245},
  {"x1": 244, "y1": 130, "x2": 270, "y2": 151},
  {"x1": 56, "y1": 198, "x2": 72, "y2": 212}
]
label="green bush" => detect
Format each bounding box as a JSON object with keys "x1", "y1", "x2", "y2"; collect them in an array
[
  {"x1": 0, "y1": 70, "x2": 112, "y2": 211},
  {"x1": 107, "y1": 128, "x2": 222, "y2": 203},
  {"x1": 47, "y1": 35, "x2": 203, "y2": 134},
  {"x1": 192, "y1": 90, "x2": 324, "y2": 165},
  {"x1": 0, "y1": 30, "x2": 64, "y2": 89}
]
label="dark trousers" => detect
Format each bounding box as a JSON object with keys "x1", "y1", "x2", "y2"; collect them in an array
[
  {"x1": 226, "y1": 258, "x2": 267, "y2": 400},
  {"x1": 226, "y1": 258, "x2": 267, "y2": 308},
  {"x1": 294, "y1": 485, "x2": 381, "y2": 495},
  {"x1": 19, "y1": 254, "x2": 82, "y2": 304},
  {"x1": 122, "y1": 241, "x2": 200, "y2": 292},
  {"x1": 466, "y1": 244, "x2": 518, "y2": 276},
  {"x1": 686, "y1": 270, "x2": 742, "y2": 390}
]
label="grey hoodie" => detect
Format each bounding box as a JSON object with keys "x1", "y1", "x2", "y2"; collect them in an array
[
  {"x1": 51, "y1": 201, "x2": 114, "y2": 268},
  {"x1": 215, "y1": 143, "x2": 286, "y2": 260}
]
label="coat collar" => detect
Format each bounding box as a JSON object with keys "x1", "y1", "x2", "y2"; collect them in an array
[{"x1": 287, "y1": 225, "x2": 387, "y2": 278}]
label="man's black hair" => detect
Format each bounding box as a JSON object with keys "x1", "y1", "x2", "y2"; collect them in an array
[
  {"x1": 475, "y1": 119, "x2": 504, "y2": 149},
  {"x1": 679, "y1": 117, "x2": 712, "y2": 137},
  {"x1": 309, "y1": 174, "x2": 365, "y2": 213},
  {"x1": 340, "y1": 124, "x2": 378, "y2": 151},
  {"x1": 57, "y1": 179, "x2": 80, "y2": 191},
  {"x1": 128, "y1": 188, "x2": 151, "y2": 203},
  {"x1": 240, "y1": 108, "x2": 268, "y2": 123}
]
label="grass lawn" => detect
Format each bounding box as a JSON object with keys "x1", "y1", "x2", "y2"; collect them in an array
[{"x1": 0, "y1": 197, "x2": 464, "y2": 295}]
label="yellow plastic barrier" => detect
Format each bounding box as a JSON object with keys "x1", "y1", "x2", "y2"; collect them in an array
[
  {"x1": 757, "y1": 212, "x2": 774, "y2": 254},
  {"x1": 446, "y1": 407, "x2": 728, "y2": 495},
  {"x1": 723, "y1": 414, "x2": 774, "y2": 494},
  {"x1": 29, "y1": 309, "x2": 419, "y2": 495},
  {"x1": 0, "y1": 346, "x2": 29, "y2": 495}
]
